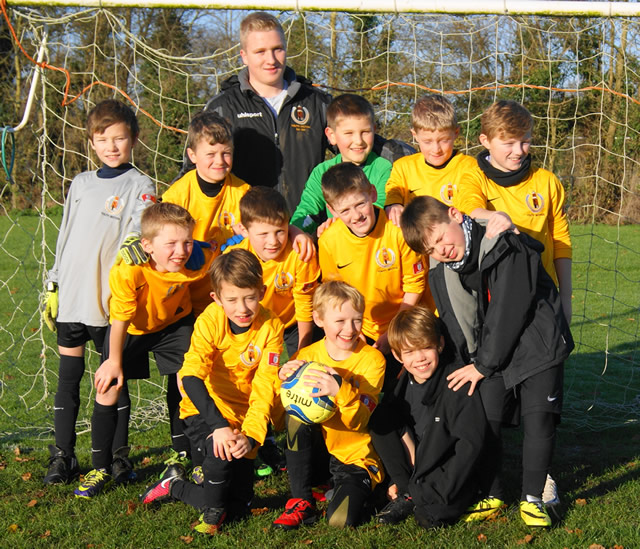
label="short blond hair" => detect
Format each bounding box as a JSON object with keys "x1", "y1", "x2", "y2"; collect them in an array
[
  {"x1": 321, "y1": 163, "x2": 372, "y2": 209},
  {"x1": 313, "y1": 280, "x2": 364, "y2": 319},
  {"x1": 481, "y1": 100, "x2": 533, "y2": 140},
  {"x1": 141, "y1": 202, "x2": 194, "y2": 241},
  {"x1": 411, "y1": 95, "x2": 458, "y2": 132},
  {"x1": 239, "y1": 12, "x2": 285, "y2": 49},
  {"x1": 210, "y1": 248, "x2": 263, "y2": 294},
  {"x1": 387, "y1": 306, "x2": 441, "y2": 354},
  {"x1": 187, "y1": 111, "x2": 233, "y2": 151}
]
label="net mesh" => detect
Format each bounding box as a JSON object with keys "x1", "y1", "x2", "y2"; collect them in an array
[{"x1": 0, "y1": 5, "x2": 639, "y2": 440}]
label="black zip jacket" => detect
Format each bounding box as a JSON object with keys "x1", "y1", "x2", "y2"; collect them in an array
[
  {"x1": 429, "y1": 222, "x2": 574, "y2": 389},
  {"x1": 188, "y1": 66, "x2": 331, "y2": 212}
]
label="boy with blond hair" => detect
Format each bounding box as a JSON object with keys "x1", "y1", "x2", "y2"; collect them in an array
[
  {"x1": 291, "y1": 93, "x2": 391, "y2": 236},
  {"x1": 229, "y1": 186, "x2": 320, "y2": 356},
  {"x1": 456, "y1": 99, "x2": 572, "y2": 324},
  {"x1": 273, "y1": 281, "x2": 386, "y2": 529},
  {"x1": 370, "y1": 306, "x2": 487, "y2": 528},
  {"x1": 43, "y1": 99, "x2": 156, "y2": 485},
  {"x1": 318, "y1": 163, "x2": 425, "y2": 388},
  {"x1": 140, "y1": 249, "x2": 284, "y2": 535},
  {"x1": 400, "y1": 196, "x2": 573, "y2": 528},
  {"x1": 384, "y1": 95, "x2": 476, "y2": 227},
  {"x1": 74, "y1": 202, "x2": 213, "y2": 498}
]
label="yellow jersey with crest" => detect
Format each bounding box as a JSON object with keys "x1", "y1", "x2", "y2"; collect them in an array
[
  {"x1": 178, "y1": 303, "x2": 284, "y2": 448},
  {"x1": 293, "y1": 339, "x2": 385, "y2": 487},
  {"x1": 108, "y1": 249, "x2": 213, "y2": 335},
  {"x1": 162, "y1": 169, "x2": 250, "y2": 314},
  {"x1": 457, "y1": 164, "x2": 572, "y2": 284},
  {"x1": 318, "y1": 208, "x2": 425, "y2": 340},
  {"x1": 384, "y1": 151, "x2": 476, "y2": 209},
  {"x1": 224, "y1": 237, "x2": 320, "y2": 329}
]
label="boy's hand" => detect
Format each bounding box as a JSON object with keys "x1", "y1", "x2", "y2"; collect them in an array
[
  {"x1": 303, "y1": 365, "x2": 341, "y2": 398},
  {"x1": 278, "y1": 359, "x2": 306, "y2": 381},
  {"x1": 484, "y1": 211, "x2": 520, "y2": 239},
  {"x1": 385, "y1": 204, "x2": 404, "y2": 227},
  {"x1": 94, "y1": 358, "x2": 123, "y2": 394},
  {"x1": 117, "y1": 233, "x2": 149, "y2": 265},
  {"x1": 446, "y1": 364, "x2": 484, "y2": 396},
  {"x1": 42, "y1": 282, "x2": 58, "y2": 332},
  {"x1": 289, "y1": 225, "x2": 316, "y2": 263},
  {"x1": 228, "y1": 429, "x2": 251, "y2": 459},
  {"x1": 316, "y1": 217, "x2": 336, "y2": 238},
  {"x1": 185, "y1": 240, "x2": 211, "y2": 270},
  {"x1": 211, "y1": 426, "x2": 237, "y2": 461},
  {"x1": 373, "y1": 333, "x2": 391, "y2": 355}
]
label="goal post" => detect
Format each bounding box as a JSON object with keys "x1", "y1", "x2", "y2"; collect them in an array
[{"x1": 0, "y1": 1, "x2": 638, "y2": 440}]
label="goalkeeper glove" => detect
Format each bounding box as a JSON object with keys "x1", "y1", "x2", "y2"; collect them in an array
[
  {"x1": 117, "y1": 233, "x2": 148, "y2": 265},
  {"x1": 185, "y1": 240, "x2": 211, "y2": 271},
  {"x1": 220, "y1": 233, "x2": 244, "y2": 253},
  {"x1": 42, "y1": 282, "x2": 58, "y2": 332}
]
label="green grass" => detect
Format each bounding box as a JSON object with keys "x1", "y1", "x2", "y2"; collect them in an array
[{"x1": 1, "y1": 214, "x2": 639, "y2": 547}]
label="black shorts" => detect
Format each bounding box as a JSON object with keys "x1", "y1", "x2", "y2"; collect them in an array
[
  {"x1": 479, "y1": 363, "x2": 564, "y2": 426},
  {"x1": 56, "y1": 322, "x2": 108, "y2": 352},
  {"x1": 102, "y1": 313, "x2": 194, "y2": 380}
]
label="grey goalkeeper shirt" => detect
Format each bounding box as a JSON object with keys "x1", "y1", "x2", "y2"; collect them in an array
[{"x1": 48, "y1": 166, "x2": 156, "y2": 326}]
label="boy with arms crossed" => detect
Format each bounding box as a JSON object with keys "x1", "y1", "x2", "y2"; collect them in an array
[
  {"x1": 318, "y1": 163, "x2": 425, "y2": 388},
  {"x1": 74, "y1": 203, "x2": 213, "y2": 498},
  {"x1": 290, "y1": 94, "x2": 391, "y2": 236},
  {"x1": 273, "y1": 281, "x2": 385, "y2": 529},
  {"x1": 401, "y1": 196, "x2": 573, "y2": 527},
  {"x1": 370, "y1": 306, "x2": 487, "y2": 528},
  {"x1": 43, "y1": 99, "x2": 156, "y2": 485},
  {"x1": 140, "y1": 249, "x2": 284, "y2": 535}
]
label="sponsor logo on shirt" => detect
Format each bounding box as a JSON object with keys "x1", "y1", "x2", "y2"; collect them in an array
[
  {"x1": 105, "y1": 195, "x2": 124, "y2": 215},
  {"x1": 359, "y1": 394, "x2": 376, "y2": 413},
  {"x1": 525, "y1": 191, "x2": 544, "y2": 213},
  {"x1": 375, "y1": 247, "x2": 396, "y2": 269},
  {"x1": 274, "y1": 271, "x2": 294, "y2": 291},
  {"x1": 240, "y1": 343, "x2": 262, "y2": 367},
  {"x1": 141, "y1": 193, "x2": 156, "y2": 203},
  {"x1": 439, "y1": 182, "x2": 456, "y2": 205},
  {"x1": 237, "y1": 112, "x2": 263, "y2": 119},
  {"x1": 301, "y1": 281, "x2": 316, "y2": 292},
  {"x1": 413, "y1": 260, "x2": 424, "y2": 274},
  {"x1": 268, "y1": 352, "x2": 280, "y2": 366},
  {"x1": 291, "y1": 105, "x2": 310, "y2": 125}
]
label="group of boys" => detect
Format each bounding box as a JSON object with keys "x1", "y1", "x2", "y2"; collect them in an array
[{"x1": 41, "y1": 10, "x2": 573, "y2": 537}]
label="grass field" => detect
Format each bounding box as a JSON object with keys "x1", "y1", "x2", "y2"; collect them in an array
[{"x1": 1, "y1": 214, "x2": 639, "y2": 548}]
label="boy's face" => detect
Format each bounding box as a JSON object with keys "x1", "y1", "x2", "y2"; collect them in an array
[
  {"x1": 325, "y1": 116, "x2": 375, "y2": 166},
  {"x1": 327, "y1": 188, "x2": 377, "y2": 237},
  {"x1": 187, "y1": 140, "x2": 233, "y2": 184},
  {"x1": 242, "y1": 220, "x2": 289, "y2": 262},
  {"x1": 89, "y1": 122, "x2": 135, "y2": 168},
  {"x1": 411, "y1": 127, "x2": 458, "y2": 167},
  {"x1": 141, "y1": 223, "x2": 193, "y2": 273},
  {"x1": 479, "y1": 131, "x2": 531, "y2": 172},
  {"x1": 212, "y1": 281, "x2": 265, "y2": 327},
  {"x1": 240, "y1": 29, "x2": 286, "y2": 92},
  {"x1": 393, "y1": 339, "x2": 443, "y2": 384},
  {"x1": 425, "y1": 207, "x2": 466, "y2": 263},
  {"x1": 313, "y1": 300, "x2": 363, "y2": 357}
]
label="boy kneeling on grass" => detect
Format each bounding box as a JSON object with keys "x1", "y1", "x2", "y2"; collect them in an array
[
  {"x1": 140, "y1": 249, "x2": 284, "y2": 535},
  {"x1": 370, "y1": 305, "x2": 488, "y2": 528}
]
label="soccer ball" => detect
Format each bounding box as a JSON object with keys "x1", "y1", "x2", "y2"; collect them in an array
[{"x1": 281, "y1": 361, "x2": 337, "y2": 425}]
